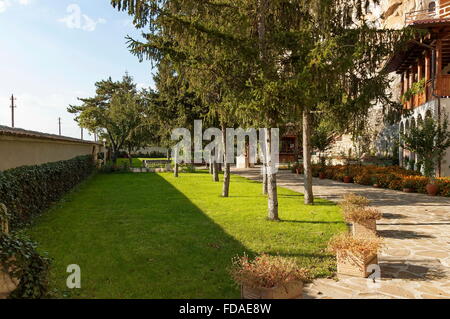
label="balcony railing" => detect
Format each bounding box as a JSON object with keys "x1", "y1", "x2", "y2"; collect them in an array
[{"x1": 405, "y1": 4, "x2": 450, "y2": 25}]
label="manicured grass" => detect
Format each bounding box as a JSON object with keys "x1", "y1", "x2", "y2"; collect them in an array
[
  {"x1": 27, "y1": 171, "x2": 346, "y2": 299},
  {"x1": 116, "y1": 158, "x2": 171, "y2": 168}
]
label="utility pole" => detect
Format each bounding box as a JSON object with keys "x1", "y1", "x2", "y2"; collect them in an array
[
  {"x1": 10, "y1": 95, "x2": 17, "y2": 128},
  {"x1": 58, "y1": 117, "x2": 61, "y2": 136},
  {"x1": 81, "y1": 127, "x2": 84, "y2": 140}
]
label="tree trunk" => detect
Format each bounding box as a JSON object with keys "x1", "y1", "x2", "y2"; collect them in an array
[
  {"x1": 128, "y1": 147, "x2": 133, "y2": 166},
  {"x1": 222, "y1": 126, "x2": 231, "y2": 197},
  {"x1": 174, "y1": 162, "x2": 179, "y2": 177},
  {"x1": 262, "y1": 164, "x2": 268, "y2": 195},
  {"x1": 209, "y1": 157, "x2": 213, "y2": 174},
  {"x1": 222, "y1": 164, "x2": 231, "y2": 197},
  {"x1": 213, "y1": 161, "x2": 219, "y2": 182},
  {"x1": 111, "y1": 148, "x2": 119, "y2": 165},
  {"x1": 303, "y1": 108, "x2": 314, "y2": 205},
  {"x1": 266, "y1": 128, "x2": 279, "y2": 221},
  {"x1": 174, "y1": 149, "x2": 179, "y2": 177}
]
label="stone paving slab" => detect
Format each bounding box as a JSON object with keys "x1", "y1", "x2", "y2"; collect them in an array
[{"x1": 232, "y1": 168, "x2": 450, "y2": 299}]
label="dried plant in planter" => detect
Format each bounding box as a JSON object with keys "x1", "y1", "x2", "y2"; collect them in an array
[
  {"x1": 230, "y1": 254, "x2": 309, "y2": 299},
  {"x1": 343, "y1": 207, "x2": 382, "y2": 223},
  {"x1": 345, "y1": 207, "x2": 381, "y2": 237},
  {"x1": 340, "y1": 194, "x2": 380, "y2": 237},
  {"x1": 339, "y1": 193, "x2": 371, "y2": 211},
  {"x1": 328, "y1": 234, "x2": 382, "y2": 278}
]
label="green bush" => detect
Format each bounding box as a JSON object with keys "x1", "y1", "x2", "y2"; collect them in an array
[
  {"x1": 0, "y1": 155, "x2": 94, "y2": 229},
  {"x1": 0, "y1": 233, "x2": 51, "y2": 299}
]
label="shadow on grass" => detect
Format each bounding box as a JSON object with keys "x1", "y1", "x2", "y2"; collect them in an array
[{"x1": 29, "y1": 173, "x2": 254, "y2": 299}]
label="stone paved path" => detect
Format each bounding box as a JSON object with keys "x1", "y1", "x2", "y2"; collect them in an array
[{"x1": 232, "y1": 168, "x2": 450, "y2": 299}]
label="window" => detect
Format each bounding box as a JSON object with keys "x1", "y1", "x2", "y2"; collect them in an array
[{"x1": 429, "y1": 1, "x2": 436, "y2": 12}]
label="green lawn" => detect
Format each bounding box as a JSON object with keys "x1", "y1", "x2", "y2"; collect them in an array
[
  {"x1": 116, "y1": 158, "x2": 171, "y2": 168},
  {"x1": 27, "y1": 171, "x2": 346, "y2": 299}
]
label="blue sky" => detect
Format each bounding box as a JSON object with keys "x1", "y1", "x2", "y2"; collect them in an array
[{"x1": 0, "y1": 0, "x2": 155, "y2": 140}]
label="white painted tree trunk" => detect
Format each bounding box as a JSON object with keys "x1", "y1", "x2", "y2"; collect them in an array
[
  {"x1": 303, "y1": 109, "x2": 314, "y2": 205},
  {"x1": 266, "y1": 128, "x2": 279, "y2": 221}
]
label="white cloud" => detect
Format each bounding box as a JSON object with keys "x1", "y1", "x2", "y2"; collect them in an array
[
  {"x1": 0, "y1": 0, "x2": 12, "y2": 13},
  {"x1": 58, "y1": 4, "x2": 106, "y2": 32},
  {"x1": 0, "y1": 0, "x2": 32, "y2": 13}
]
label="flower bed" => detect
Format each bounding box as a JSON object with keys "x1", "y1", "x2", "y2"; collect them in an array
[{"x1": 309, "y1": 164, "x2": 450, "y2": 197}]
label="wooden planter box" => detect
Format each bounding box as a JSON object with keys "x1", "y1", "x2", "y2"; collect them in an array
[
  {"x1": 337, "y1": 252, "x2": 378, "y2": 278},
  {"x1": 0, "y1": 269, "x2": 18, "y2": 299},
  {"x1": 352, "y1": 219, "x2": 377, "y2": 238},
  {"x1": 241, "y1": 281, "x2": 303, "y2": 299}
]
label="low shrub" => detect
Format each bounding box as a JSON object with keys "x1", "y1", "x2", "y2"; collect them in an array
[
  {"x1": 328, "y1": 233, "x2": 382, "y2": 258},
  {"x1": 343, "y1": 207, "x2": 382, "y2": 223},
  {"x1": 0, "y1": 233, "x2": 51, "y2": 299},
  {"x1": 340, "y1": 193, "x2": 371, "y2": 209},
  {"x1": 307, "y1": 164, "x2": 450, "y2": 197},
  {"x1": 436, "y1": 178, "x2": 450, "y2": 196},
  {"x1": 230, "y1": 254, "x2": 310, "y2": 289},
  {"x1": 0, "y1": 155, "x2": 94, "y2": 229}
]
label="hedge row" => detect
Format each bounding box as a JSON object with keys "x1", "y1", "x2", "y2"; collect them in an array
[
  {"x1": 303, "y1": 164, "x2": 450, "y2": 197},
  {"x1": 0, "y1": 155, "x2": 94, "y2": 229}
]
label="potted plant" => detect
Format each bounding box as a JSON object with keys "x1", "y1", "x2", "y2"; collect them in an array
[
  {"x1": 339, "y1": 194, "x2": 380, "y2": 238},
  {"x1": 340, "y1": 150, "x2": 353, "y2": 183},
  {"x1": 0, "y1": 203, "x2": 51, "y2": 299},
  {"x1": 371, "y1": 176, "x2": 381, "y2": 188},
  {"x1": 0, "y1": 204, "x2": 15, "y2": 298},
  {"x1": 402, "y1": 177, "x2": 416, "y2": 193},
  {"x1": 401, "y1": 116, "x2": 450, "y2": 196},
  {"x1": 230, "y1": 254, "x2": 309, "y2": 299},
  {"x1": 328, "y1": 234, "x2": 382, "y2": 278},
  {"x1": 344, "y1": 207, "x2": 381, "y2": 238}
]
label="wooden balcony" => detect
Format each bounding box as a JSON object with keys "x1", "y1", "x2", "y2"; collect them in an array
[
  {"x1": 436, "y1": 74, "x2": 450, "y2": 96},
  {"x1": 405, "y1": 2, "x2": 450, "y2": 25},
  {"x1": 404, "y1": 76, "x2": 450, "y2": 109}
]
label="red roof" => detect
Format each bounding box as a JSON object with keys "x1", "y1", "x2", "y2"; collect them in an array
[{"x1": 0, "y1": 125, "x2": 102, "y2": 145}]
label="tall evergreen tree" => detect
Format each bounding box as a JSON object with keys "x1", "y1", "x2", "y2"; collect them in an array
[{"x1": 111, "y1": 0, "x2": 411, "y2": 215}]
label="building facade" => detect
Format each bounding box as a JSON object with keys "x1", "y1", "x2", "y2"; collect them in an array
[{"x1": 385, "y1": 0, "x2": 450, "y2": 176}]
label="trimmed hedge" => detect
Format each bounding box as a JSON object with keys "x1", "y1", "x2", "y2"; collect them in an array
[
  {"x1": 0, "y1": 155, "x2": 94, "y2": 229},
  {"x1": 307, "y1": 164, "x2": 450, "y2": 197}
]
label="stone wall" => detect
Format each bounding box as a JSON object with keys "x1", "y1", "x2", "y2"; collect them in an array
[{"x1": 0, "y1": 134, "x2": 103, "y2": 171}]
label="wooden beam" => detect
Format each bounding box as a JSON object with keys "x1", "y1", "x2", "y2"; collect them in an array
[{"x1": 437, "y1": 39, "x2": 443, "y2": 77}]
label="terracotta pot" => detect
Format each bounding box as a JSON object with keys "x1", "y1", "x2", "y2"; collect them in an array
[
  {"x1": 241, "y1": 281, "x2": 303, "y2": 299},
  {"x1": 343, "y1": 176, "x2": 352, "y2": 184},
  {"x1": 426, "y1": 183, "x2": 439, "y2": 196},
  {"x1": 352, "y1": 219, "x2": 377, "y2": 238},
  {"x1": 403, "y1": 188, "x2": 414, "y2": 193},
  {"x1": 336, "y1": 252, "x2": 378, "y2": 278},
  {"x1": 0, "y1": 259, "x2": 19, "y2": 299},
  {"x1": 319, "y1": 172, "x2": 326, "y2": 179}
]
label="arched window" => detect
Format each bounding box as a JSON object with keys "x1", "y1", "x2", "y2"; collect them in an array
[{"x1": 429, "y1": 1, "x2": 436, "y2": 12}]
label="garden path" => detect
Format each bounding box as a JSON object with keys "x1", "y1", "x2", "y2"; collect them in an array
[{"x1": 232, "y1": 168, "x2": 450, "y2": 299}]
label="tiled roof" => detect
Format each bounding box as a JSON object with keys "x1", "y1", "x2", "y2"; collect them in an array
[{"x1": 0, "y1": 125, "x2": 102, "y2": 145}]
